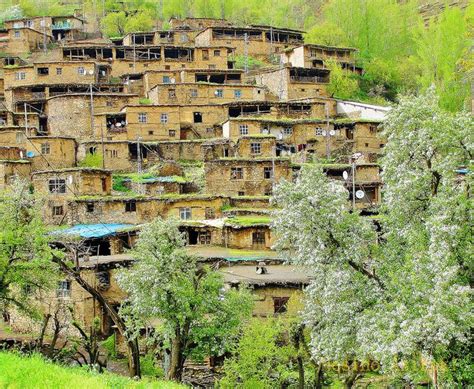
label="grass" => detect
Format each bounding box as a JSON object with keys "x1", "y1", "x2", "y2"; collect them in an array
[
  {"x1": 0, "y1": 352, "x2": 186, "y2": 389},
  {"x1": 226, "y1": 215, "x2": 272, "y2": 226}
]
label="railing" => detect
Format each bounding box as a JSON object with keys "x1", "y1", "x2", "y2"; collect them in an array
[
  {"x1": 290, "y1": 76, "x2": 328, "y2": 83},
  {"x1": 52, "y1": 22, "x2": 72, "y2": 30}
]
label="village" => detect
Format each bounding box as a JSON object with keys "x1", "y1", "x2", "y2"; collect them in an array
[{"x1": 1, "y1": 3, "x2": 470, "y2": 386}]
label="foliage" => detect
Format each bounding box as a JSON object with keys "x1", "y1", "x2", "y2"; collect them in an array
[
  {"x1": 100, "y1": 11, "x2": 127, "y2": 37},
  {"x1": 141, "y1": 353, "x2": 164, "y2": 378},
  {"x1": 79, "y1": 153, "x2": 103, "y2": 169},
  {"x1": 233, "y1": 55, "x2": 266, "y2": 71},
  {"x1": 117, "y1": 217, "x2": 254, "y2": 380},
  {"x1": 326, "y1": 60, "x2": 359, "y2": 100},
  {"x1": 0, "y1": 180, "x2": 59, "y2": 317},
  {"x1": 101, "y1": 334, "x2": 117, "y2": 359},
  {"x1": 139, "y1": 98, "x2": 153, "y2": 105},
  {"x1": 0, "y1": 352, "x2": 185, "y2": 388},
  {"x1": 272, "y1": 88, "x2": 473, "y2": 386},
  {"x1": 112, "y1": 175, "x2": 131, "y2": 192}
]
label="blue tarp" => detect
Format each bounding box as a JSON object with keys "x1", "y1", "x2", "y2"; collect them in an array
[{"x1": 52, "y1": 224, "x2": 135, "y2": 239}]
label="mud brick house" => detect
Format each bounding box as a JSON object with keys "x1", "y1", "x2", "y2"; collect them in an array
[
  {"x1": 0, "y1": 158, "x2": 31, "y2": 189},
  {"x1": 68, "y1": 194, "x2": 229, "y2": 225},
  {"x1": 281, "y1": 44, "x2": 362, "y2": 74},
  {"x1": 148, "y1": 82, "x2": 267, "y2": 105},
  {"x1": 32, "y1": 168, "x2": 112, "y2": 224},
  {"x1": 234, "y1": 135, "x2": 277, "y2": 158},
  {"x1": 194, "y1": 25, "x2": 304, "y2": 58},
  {"x1": 204, "y1": 158, "x2": 292, "y2": 197},
  {"x1": 23, "y1": 136, "x2": 77, "y2": 171},
  {"x1": 221, "y1": 263, "x2": 308, "y2": 317},
  {"x1": 252, "y1": 65, "x2": 330, "y2": 100}
]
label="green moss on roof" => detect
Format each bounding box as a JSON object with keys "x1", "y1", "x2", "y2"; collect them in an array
[
  {"x1": 241, "y1": 134, "x2": 276, "y2": 139},
  {"x1": 218, "y1": 157, "x2": 290, "y2": 162},
  {"x1": 225, "y1": 215, "x2": 272, "y2": 227},
  {"x1": 334, "y1": 118, "x2": 383, "y2": 124}
]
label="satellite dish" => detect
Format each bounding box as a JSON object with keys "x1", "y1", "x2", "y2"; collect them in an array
[
  {"x1": 116, "y1": 122, "x2": 122, "y2": 127},
  {"x1": 355, "y1": 190, "x2": 365, "y2": 199},
  {"x1": 68, "y1": 175, "x2": 73, "y2": 184},
  {"x1": 170, "y1": 78, "x2": 176, "y2": 84},
  {"x1": 321, "y1": 130, "x2": 327, "y2": 136},
  {"x1": 88, "y1": 69, "x2": 94, "y2": 75},
  {"x1": 342, "y1": 171, "x2": 349, "y2": 180},
  {"x1": 26, "y1": 151, "x2": 35, "y2": 158},
  {"x1": 20, "y1": 151, "x2": 23, "y2": 158},
  {"x1": 329, "y1": 129, "x2": 336, "y2": 136}
]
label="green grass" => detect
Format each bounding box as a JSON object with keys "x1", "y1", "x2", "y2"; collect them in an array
[
  {"x1": 0, "y1": 352, "x2": 186, "y2": 388},
  {"x1": 226, "y1": 215, "x2": 272, "y2": 226}
]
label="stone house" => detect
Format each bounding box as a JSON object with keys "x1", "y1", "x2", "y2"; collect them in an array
[
  {"x1": 221, "y1": 263, "x2": 308, "y2": 317},
  {"x1": 68, "y1": 194, "x2": 229, "y2": 225},
  {"x1": 234, "y1": 135, "x2": 276, "y2": 158},
  {"x1": 148, "y1": 82, "x2": 266, "y2": 105},
  {"x1": 0, "y1": 159, "x2": 31, "y2": 189},
  {"x1": 4, "y1": 27, "x2": 52, "y2": 55},
  {"x1": 253, "y1": 65, "x2": 329, "y2": 100},
  {"x1": 32, "y1": 168, "x2": 112, "y2": 224},
  {"x1": 281, "y1": 44, "x2": 362, "y2": 74},
  {"x1": 204, "y1": 158, "x2": 292, "y2": 197},
  {"x1": 194, "y1": 25, "x2": 304, "y2": 58}
]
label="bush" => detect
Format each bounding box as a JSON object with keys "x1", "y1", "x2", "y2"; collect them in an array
[
  {"x1": 141, "y1": 353, "x2": 164, "y2": 378},
  {"x1": 101, "y1": 334, "x2": 116, "y2": 359},
  {"x1": 139, "y1": 98, "x2": 152, "y2": 105},
  {"x1": 79, "y1": 153, "x2": 103, "y2": 168}
]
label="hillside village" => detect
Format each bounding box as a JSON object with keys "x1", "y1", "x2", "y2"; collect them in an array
[{"x1": 0, "y1": 7, "x2": 440, "y2": 384}]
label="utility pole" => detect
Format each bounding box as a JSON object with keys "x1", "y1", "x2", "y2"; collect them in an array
[
  {"x1": 244, "y1": 33, "x2": 248, "y2": 74},
  {"x1": 133, "y1": 33, "x2": 136, "y2": 72},
  {"x1": 100, "y1": 123, "x2": 105, "y2": 169},
  {"x1": 325, "y1": 103, "x2": 330, "y2": 160},
  {"x1": 352, "y1": 161, "x2": 356, "y2": 210},
  {"x1": 137, "y1": 136, "x2": 142, "y2": 174},
  {"x1": 24, "y1": 103, "x2": 28, "y2": 137},
  {"x1": 89, "y1": 84, "x2": 94, "y2": 136}
]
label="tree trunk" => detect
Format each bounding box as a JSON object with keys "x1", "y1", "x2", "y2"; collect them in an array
[
  {"x1": 314, "y1": 363, "x2": 323, "y2": 389},
  {"x1": 344, "y1": 369, "x2": 359, "y2": 389},
  {"x1": 297, "y1": 353, "x2": 305, "y2": 389},
  {"x1": 38, "y1": 313, "x2": 51, "y2": 348},
  {"x1": 54, "y1": 255, "x2": 141, "y2": 378},
  {"x1": 167, "y1": 335, "x2": 185, "y2": 381}
]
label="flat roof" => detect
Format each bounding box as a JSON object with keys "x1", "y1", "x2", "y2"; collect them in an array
[
  {"x1": 51, "y1": 223, "x2": 136, "y2": 239},
  {"x1": 221, "y1": 264, "x2": 310, "y2": 286}
]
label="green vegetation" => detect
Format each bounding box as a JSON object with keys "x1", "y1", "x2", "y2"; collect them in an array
[
  {"x1": 233, "y1": 55, "x2": 266, "y2": 70},
  {"x1": 225, "y1": 215, "x2": 271, "y2": 226},
  {"x1": 79, "y1": 153, "x2": 103, "y2": 169},
  {"x1": 0, "y1": 352, "x2": 184, "y2": 389},
  {"x1": 139, "y1": 98, "x2": 153, "y2": 105},
  {"x1": 100, "y1": 334, "x2": 117, "y2": 359}
]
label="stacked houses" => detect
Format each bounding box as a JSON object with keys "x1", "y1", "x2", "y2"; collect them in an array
[{"x1": 0, "y1": 16, "x2": 388, "y2": 341}]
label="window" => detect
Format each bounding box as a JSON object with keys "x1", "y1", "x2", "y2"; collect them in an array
[
  {"x1": 52, "y1": 205, "x2": 63, "y2": 216},
  {"x1": 14, "y1": 30, "x2": 20, "y2": 38},
  {"x1": 199, "y1": 231, "x2": 211, "y2": 245},
  {"x1": 190, "y1": 89, "x2": 198, "y2": 98},
  {"x1": 148, "y1": 130, "x2": 154, "y2": 135},
  {"x1": 315, "y1": 127, "x2": 324, "y2": 136},
  {"x1": 163, "y1": 75, "x2": 171, "y2": 83},
  {"x1": 41, "y1": 143, "x2": 50, "y2": 154},
  {"x1": 37, "y1": 67, "x2": 49, "y2": 75},
  {"x1": 77, "y1": 67, "x2": 85, "y2": 75},
  {"x1": 165, "y1": 65, "x2": 171, "y2": 70},
  {"x1": 15, "y1": 72, "x2": 26, "y2": 80},
  {"x1": 202, "y1": 49, "x2": 209, "y2": 60},
  {"x1": 86, "y1": 202, "x2": 94, "y2": 213},
  {"x1": 238, "y1": 191, "x2": 245, "y2": 196},
  {"x1": 129, "y1": 63, "x2": 134, "y2": 68},
  {"x1": 250, "y1": 143, "x2": 261, "y2": 154},
  {"x1": 234, "y1": 90, "x2": 242, "y2": 99},
  {"x1": 168, "y1": 89, "x2": 176, "y2": 99},
  {"x1": 56, "y1": 280, "x2": 71, "y2": 298},
  {"x1": 252, "y1": 231, "x2": 266, "y2": 245},
  {"x1": 107, "y1": 149, "x2": 118, "y2": 158},
  {"x1": 160, "y1": 113, "x2": 168, "y2": 123},
  {"x1": 125, "y1": 200, "x2": 136, "y2": 212},
  {"x1": 180, "y1": 207, "x2": 191, "y2": 220},
  {"x1": 283, "y1": 127, "x2": 292, "y2": 135},
  {"x1": 138, "y1": 112, "x2": 148, "y2": 123},
  {"x1": 264, "y1": 167, "x2": 273, "y2": 179},
  {"x1": 193, "y1": 112, "x2": 202, "y2": 123},
  {"x1": 101, "y1": 177, "x2": 107, "y2": 192},
  {"x1": 205, "y1": 207, "x2": 215, "y2": 219},
  {"x1": 206, "y1": 127, "x2": 213, "y2": 134},
  {"x1": 213, "y1": 50, "x2": 221, "y2": 56},
  {"x1": 16, "y1": 132, "x2": 25, "y2": 143},
  {"x1": 215, "y1": 89, "x2": 223, "y2": 98},
  {"x1": 48, "y1": 179, "x2": 66, "y2": 194},
  {"x1": 365, "y1": 143, "x2": 369, "y2": 147},
  {"x1": 169, "y1": 130, "x2": 176, "y2": 137},
  {"x1": 273, "y1": 297, "x2": 289, "y2": 314},
  {"x1": 239, "y1": 124, "x2": 248, "y2": 135},
  {"x1": 208, "y1": 64, "x2": 216, "y2": 69},
  {"x1": 106, "y1": 101, "x2": 113, "y2": 107},
  {"x1": 230, "y1": 167, "x2": 243, "y2": 180}
]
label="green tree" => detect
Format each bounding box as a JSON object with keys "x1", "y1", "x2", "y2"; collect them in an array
[
  {"x1": 100, "y1": 11, "x2": 127, "y2": 37},
  {"x1": 124, "y1": 11, "x2": 155, "y2": 33},
  {"x1": 0, "y1": 181, "x2": 58, "y2": 316},
  {"x1": 117, "y1": 217, "x2": 253, "y2": 381},
  {"x1": 326, "y1": 60, "x2": 359, "y2": 99}
]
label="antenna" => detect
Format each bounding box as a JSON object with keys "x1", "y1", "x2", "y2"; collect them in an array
[{"x1": 325, "y1": 103, "x2": 330, "y2": 159}]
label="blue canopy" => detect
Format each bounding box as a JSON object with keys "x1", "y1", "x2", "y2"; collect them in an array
[{"x1": 52, "y1": 224, "x2": 135, "y2": 239}]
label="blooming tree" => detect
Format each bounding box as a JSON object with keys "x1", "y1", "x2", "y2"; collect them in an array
[
  {"x1": 118, "y1": 217, "x2": 253, "y2": 381},
  {"x1": 272, "y1": 88, "x2": 473, "y2": 386}
]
